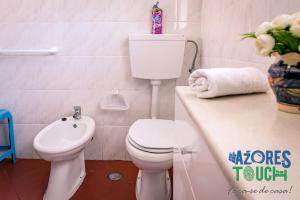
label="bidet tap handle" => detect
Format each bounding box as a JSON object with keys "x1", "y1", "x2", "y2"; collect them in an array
[{"x1": 73, "y1": 106, "x2": 81, "y2": 120}]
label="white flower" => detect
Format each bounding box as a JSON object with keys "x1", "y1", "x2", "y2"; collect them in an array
[
  {"x1": 255, "y1": 34, "x2": 275, "y2": 56},
  {"x1": 290, "y1": 16, "x2": 300, "y2": 38},
  {"x1": 292, "y1": 12, "x2": 300, "y2": 19},
  {"x1": 255, "y1": 22, "x2": 272, "y2": 36},
  {"x1": 271, "y1": 14, "x2": 292, "y2": 29}
]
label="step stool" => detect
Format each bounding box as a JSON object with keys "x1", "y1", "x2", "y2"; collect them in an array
[{"x1": 0, "y1": 109, "x2": 16, "y2": 163}]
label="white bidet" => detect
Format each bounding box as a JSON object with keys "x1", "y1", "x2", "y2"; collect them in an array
[{"x1": 33, "y1": 116, "x2": 95, "y2": 200}]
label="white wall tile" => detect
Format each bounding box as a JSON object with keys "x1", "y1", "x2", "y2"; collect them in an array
[
  {"x1": 269, "y1": 0, "x2": 300, "y2": 19},
  {"x1": 200, "y1": 0, "x2": 299, "y2": 70},
  {"x1": 177, "y1": 0, "x2": 202, "y2": 22},
  {"x1": 84, "y1": 125, "x2": 103, "y2": 160},
  {"x1": 0, "y1": 1, "x2": 53, "y2": 23},
  {"x1": 158, "y1": 80, "x2": 176, "y2": 119},
  {"x1": 50, "y1": 0, "x2": 120, "y2": 22},
  {"x1": 51, "y1": 22, "x2": 122, "y2": 56},
  {"x1": 102, "y1": 125, "x2": 128, "y2": 160},
  {"x1": 0, "y1": 57, "x2": 41, "y2": 90},
  {"x1": 0, "y1": 124, "x2": 9, "y2": 146},
  {"x1": 14, "y1": 124, "x2": 45, "y2": 158},
  {"x1": 0, "y1": 22, "x2": 53, "y2": 49},
  {"x1": 118, "y1": 0, "x2": 177, "y2": 22}
]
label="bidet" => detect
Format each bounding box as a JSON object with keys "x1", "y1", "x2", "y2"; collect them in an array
[{"x1": 33, "y1": 115, "x2": 95, "y2": 200}]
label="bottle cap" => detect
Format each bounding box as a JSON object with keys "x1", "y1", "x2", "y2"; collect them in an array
[{"x1": 152, "y1": 1, "x2": 161, "y2": 11}]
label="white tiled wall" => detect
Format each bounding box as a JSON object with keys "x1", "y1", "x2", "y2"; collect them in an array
[
  {"x1": 0, "y1": 0, "x2": 201, "y2": 160},
  {"x1": 2, "y1": 0, "x2": 298, "y2": 160},
  {"x1": 200, "y1": 0, "x2": 300, "y2": 72}
]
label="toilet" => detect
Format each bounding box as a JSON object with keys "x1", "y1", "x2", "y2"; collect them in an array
[
  {"x1": 33, "y1": 116, "x2": 95, "y2": 200},
  {"x1": 126, "y1": 119, "x2": 197, "y2": 200},
  {"x1": 126, "y1": 34, "x2": 188, "y2": 200}
]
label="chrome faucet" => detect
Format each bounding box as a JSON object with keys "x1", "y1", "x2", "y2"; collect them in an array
[{"x1": 73, "y1": 106, "x2": 81, "y2": 120}]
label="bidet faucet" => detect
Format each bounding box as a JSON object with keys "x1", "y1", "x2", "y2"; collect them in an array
[{"x1": 73, "y1": 106, "x2": 81, "y2": 120}]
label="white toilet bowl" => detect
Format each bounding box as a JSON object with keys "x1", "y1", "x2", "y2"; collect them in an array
[
  {"x1": 33, "y1": 116, "x2": 95, "y2": 200},
  {"x1": 126, "y1": 119, "x2": 195, "y2": 200}
]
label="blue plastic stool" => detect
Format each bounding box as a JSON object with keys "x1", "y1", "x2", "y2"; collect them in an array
[{"x1": 0, "y1": 109, "x2": 16, "y2": 163}]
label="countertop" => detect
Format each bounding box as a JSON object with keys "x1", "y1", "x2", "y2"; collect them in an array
[{"x1": 175, "y1": 86, "x2": 300, "y2": 200}]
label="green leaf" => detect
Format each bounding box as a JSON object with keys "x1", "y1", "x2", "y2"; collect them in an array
[
  {"x1": 268, "y1": 29, "x2": 300, "y2": 54},
  {"x1": 241, "y1": 32, "x2": 256, "y2": 40},
  {"x1": 273, "y1": 43, "x2": 291, "y2": 55}
]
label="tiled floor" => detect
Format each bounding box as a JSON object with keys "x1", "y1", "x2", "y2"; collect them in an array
[{"x1": 0, "y1": 159, "x2": 138, "y2": 200}]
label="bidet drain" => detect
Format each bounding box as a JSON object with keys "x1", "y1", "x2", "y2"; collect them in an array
[{"x1": 108, "y1": 172, "x2": 122, "y2": 181}]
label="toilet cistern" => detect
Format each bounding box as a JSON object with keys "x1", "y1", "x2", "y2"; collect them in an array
[
  {"x1": 129, "y1": 34, "x2": 186, "y2": 119},
  {"x1": 73, "y1": 106, "x2": 81, "y2": 120}
]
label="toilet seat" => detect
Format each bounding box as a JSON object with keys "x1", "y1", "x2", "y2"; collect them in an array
[
  {"x1": 128, "y1": 136, "x2": 173, "y2": 154},
  {"x1": 128, "y1": 119, "x2": 196, "y2": 154},
  {"x1": 126, "y1": 135, "x2": 174, "y2": 163}
]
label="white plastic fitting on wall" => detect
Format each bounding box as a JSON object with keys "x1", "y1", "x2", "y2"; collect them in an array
[{"x1": 100, "y1": 90, "x2": 129, "y2": 111}]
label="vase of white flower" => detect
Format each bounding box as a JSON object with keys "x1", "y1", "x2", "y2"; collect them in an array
[{"x1": 243, "y1": 12, "x2": 300, "y2": 114}]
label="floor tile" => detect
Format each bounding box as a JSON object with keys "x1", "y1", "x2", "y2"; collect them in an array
[
  {"x1": 0, "y1": 159, "x2": 139, "y2": 200},
  {"x1": 0, "y1": 168, "x2": 19, "y2": 200},
  {"x1": 72, "y1": 160, "x2": 138, "y2": 200},
  {"x1": 2, "y1": 159, "x2": 50, "y2": 200}
]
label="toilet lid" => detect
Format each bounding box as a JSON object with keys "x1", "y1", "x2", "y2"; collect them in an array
[{"x1": 128, "y1": 119, "x2": 196, "y2": 153}]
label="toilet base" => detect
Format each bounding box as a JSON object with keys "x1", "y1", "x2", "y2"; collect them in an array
[
  {"x1": 43, "y1": 151, "x2": 86, "y2": 200},
  {"x1": 136, "y1": 169, "x2": 171, "y2": 200}
]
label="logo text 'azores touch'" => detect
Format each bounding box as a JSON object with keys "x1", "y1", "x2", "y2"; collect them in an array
[{"x1": 228, "y1": 150, "x2": 291, "y2": 182}]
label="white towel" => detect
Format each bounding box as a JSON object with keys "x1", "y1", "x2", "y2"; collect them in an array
[{"x1": 188, "y1": 67, "x2": 270, "y2": 98}]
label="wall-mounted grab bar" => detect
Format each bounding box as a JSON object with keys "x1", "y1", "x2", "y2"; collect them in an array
[{"x1": 0, "y1": 47, "x2": 58, "y2": 56}]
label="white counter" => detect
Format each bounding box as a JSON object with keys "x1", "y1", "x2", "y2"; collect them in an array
[{"x1": 175, "y1": 86, "x2": 300, "y2": 200}]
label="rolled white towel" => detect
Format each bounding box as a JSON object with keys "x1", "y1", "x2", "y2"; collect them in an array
[{"x1": 188, "y1": 67, "x2": 270, "y2": 98}]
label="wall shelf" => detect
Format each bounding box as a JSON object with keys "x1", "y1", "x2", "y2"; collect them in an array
[{"x1": 100, "y1": 90, "x2": 129, "y2": 111}]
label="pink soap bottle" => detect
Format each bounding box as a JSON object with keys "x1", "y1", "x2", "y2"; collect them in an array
[{"x1": 151, "y1": 1, "x2": 163, "y2": 34}]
